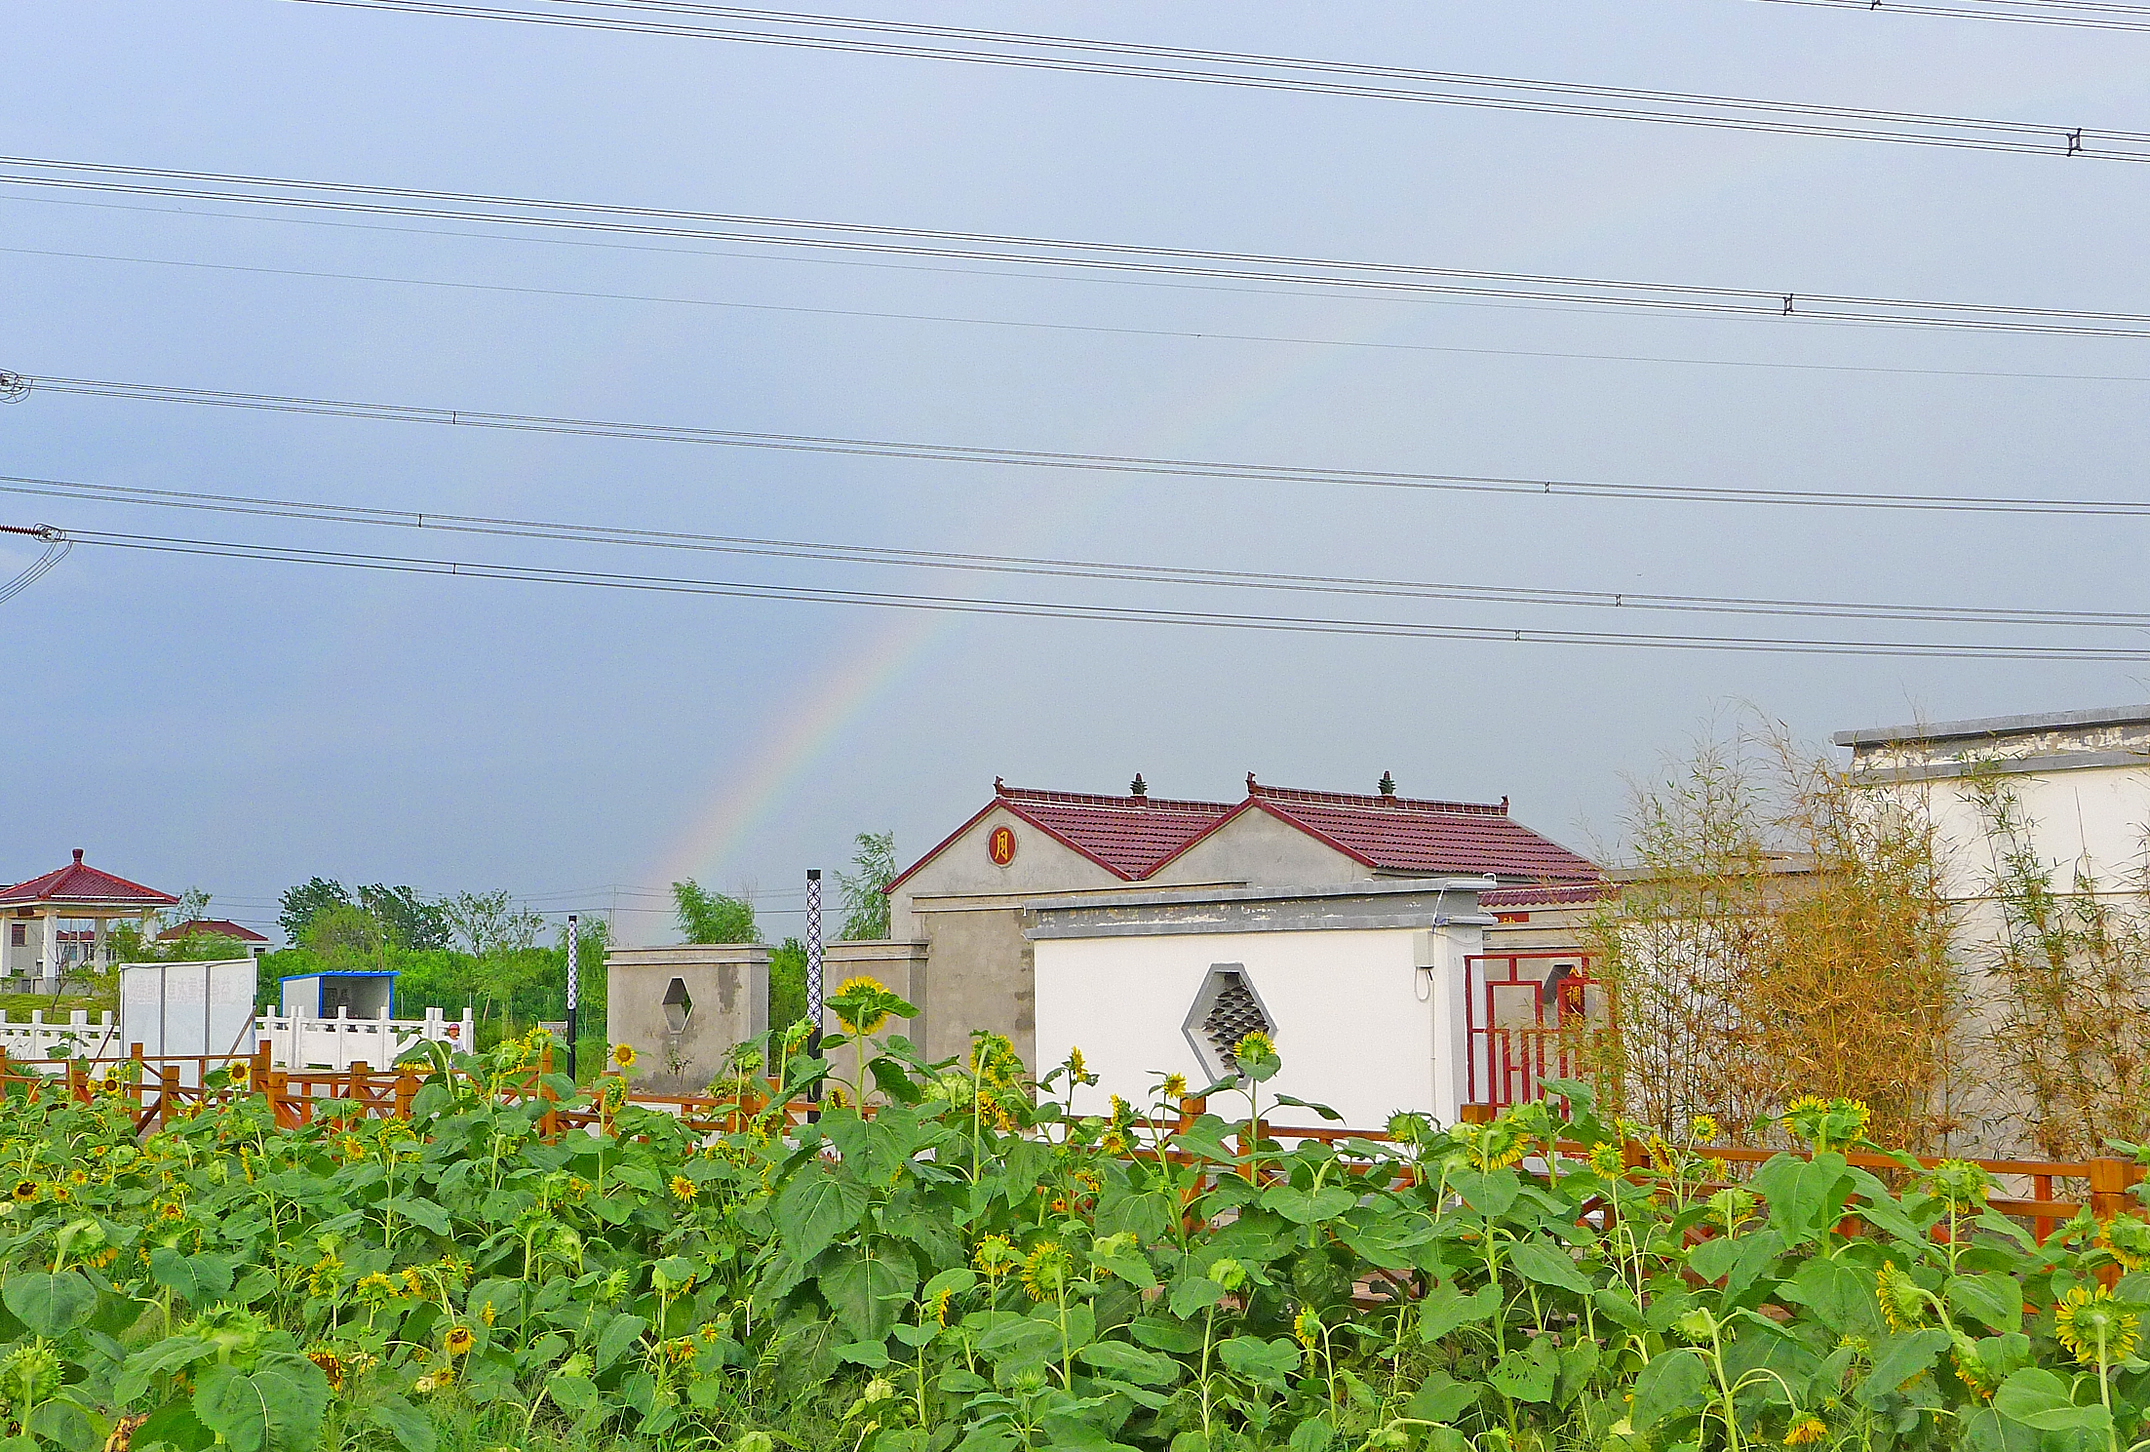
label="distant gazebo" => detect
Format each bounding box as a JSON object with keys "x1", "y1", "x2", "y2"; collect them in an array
[{"x1": 0, "y1": 850, "x2": 178, "y2": 990}]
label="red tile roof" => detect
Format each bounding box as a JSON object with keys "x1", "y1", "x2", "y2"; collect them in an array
[
  {"x1": 157, "y1": 918, "x2": 270, "y2": 944},
  {"x1": 1480, "y1": 882, "x2": 1613, "y2": 909},
  {"x1": 887, "y1": 780, "x2": 1232, "y2": 891},
  {"x1": 0, "y1": 851, "x2": 178, "y2": 908},
  {"x1": 997, "y1": 784, "x2": 1234, "y2": 879},
  {"x1": 1228, "y1": 780, "x2": 1601, "y2": 883},
  {"x1": 894, "y1": 777, "x2": 1603, "y2": 895}
]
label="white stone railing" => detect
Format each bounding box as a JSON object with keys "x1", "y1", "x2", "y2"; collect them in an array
[
  {"x1": 255, "y1": 1007, "x2": 476, "y2": 1071},
  {"x1": 0, "y1": 1010, "x2": 123, "y2": 1065}
]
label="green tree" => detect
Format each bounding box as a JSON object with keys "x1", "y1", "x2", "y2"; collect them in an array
[
  {"x1": 357, "y1": 884, "x2": 450, "y2": 950},
  {"x1": 301, "y1": 903, "x2": 390, "y2": 972},
  {"x1": 277, "y1": 877, "x2": 350, "y2": 944},
  {"x1": 769, "y1": 936, "x2": 808, "y2": 1030},
  {"x1": 441, "y1": 890, "x2": 544, "y2": 959},
  {"x1": 835, "y1": 830, "x2": 896, "y2": 940},
  {"x1": 672, "y1": 879, "x2": 758, "y2": 944}
]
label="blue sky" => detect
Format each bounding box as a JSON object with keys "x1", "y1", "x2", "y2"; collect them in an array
[{"x1": 3, "y1": 1, "x2": 2146, "y2": 942}]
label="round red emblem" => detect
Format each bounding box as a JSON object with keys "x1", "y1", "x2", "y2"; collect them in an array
[{"x1": 987, "y1": 825, "x2": 1018, "y2": 866}]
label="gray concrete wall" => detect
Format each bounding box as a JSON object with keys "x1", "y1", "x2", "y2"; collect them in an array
[
  {"x1": 606, "y1": 944, "x2": 769, "y2": 1096},
  {"x1": 1149, "y1": 806, "x2": 1369, "y2": 888},
  {"x1": 913, "y1": 902, "x2": 1036, "y2": 1067},
  {"x1": 889, "y1": 804, "x2": 1120, "y2": 937},
  {"x1": 823, "y1": 938, "x2": 932, "y2": 1066}
]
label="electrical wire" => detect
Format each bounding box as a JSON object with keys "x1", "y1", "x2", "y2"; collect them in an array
[
  {"x1": 278, "y1": 0, "x2": 2147, "y2": 159},
  {"x1": 17, "y1": 369, "x2": 2150, "y2": 518},
  {"x1": 0, "y1": 525, "x2": 70, "y2": 605},
  {"x1": 15, "y1": 240, "x2": 2150, "y2": 388},
  {"x1": 5, "y1": 155, "x2": 2149, "y2": 337},
  {"x1": 6, "y1": 468, "x2": 2149, "y2": 630},
  {"x1": 1754, "y1": 0, "x2": 2150, "y2": 35},
  {"x1": 41, "y1": 523, "x2": 2150, "y2": 662}
]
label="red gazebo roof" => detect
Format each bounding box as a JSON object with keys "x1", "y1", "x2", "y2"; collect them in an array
[
  {"x1": 0, "y1": 850, "x2": 179, "y2": 909},
  {"x1": 157, "y1": 918, "x2": 270, "y2": 945}
]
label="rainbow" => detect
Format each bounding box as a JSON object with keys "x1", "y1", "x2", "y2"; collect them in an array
[{"x1": 652, "y1": 292, "x2": 1449, "y2": 893}]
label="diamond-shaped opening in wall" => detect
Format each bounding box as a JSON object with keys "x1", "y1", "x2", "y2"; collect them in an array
[
  {"x1": 1180, "y1": 965, "x2": 1274, "y2": 1082},
  {"x1": 662, "y1": 977, "x2": 693, "y2": 1035}
]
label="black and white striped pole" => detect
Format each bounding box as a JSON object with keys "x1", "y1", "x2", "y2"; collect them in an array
[
  {"x1": 564, "y1": 913, "x2": 579, "y2": 1081},
  {"x1": 806, "y1": 869, "x2": 823, "y2": 1107}
]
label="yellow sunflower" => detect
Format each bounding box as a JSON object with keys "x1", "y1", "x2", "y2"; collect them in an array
[
  {"x1": 443, "y1": 1326, "x2": 475, "y2": 1358},
  {"x1": 1785, "y1": 1418, "x2": 1827, "y2": 1446},
  {"x1": 1021, "y1": 1241, "x2": 1071, "y2": 1302},
  {"x1": 669, "y1": 1175, "x2": 697, "y2": 1203},
  {"x1": 2055, "y1": 1284, "x2": 2141, "y2": 1366},
  {"x1": 612, "y1": 1043, "x2": 637, "y2": 1070},
  {"x1": 1875, "y1": 1262, "x2": 1928, "y2": 1332}
]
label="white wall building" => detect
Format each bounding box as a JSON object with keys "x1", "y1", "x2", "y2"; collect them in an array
[{"x1": 1029, "y1": 878, "x2": 1497, "y2": 1130}]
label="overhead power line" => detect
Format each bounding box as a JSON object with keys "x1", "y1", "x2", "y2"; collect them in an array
[
  {"x1": 13, "y1": 239, "x2": 2150, "y2": 389},
  {"x1": 16, "y1": 369, "x2": 2150, "y2": 518},
  {"x1": 1755, "y1": 0, "x2": 2150, "y2": 36},
  {"x1": 278, "y1": 0, "x2": 2145, "y2": 160},
  {"x1": 38, "y1": 522, "x2": 2150, "y2": 663},
  {"x1": 8, "y1": 468, "x2": 2150, "y2": 630},
  {"x1": 4, "y1": 156, "x2": 2144, "y2": 340},
  {"x1": 0, "y1": 524, "x2": 69, "y2": 605}
]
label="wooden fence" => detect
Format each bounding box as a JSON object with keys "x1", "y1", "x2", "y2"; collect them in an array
[{"x1": 1, "y1": 1046, "x2": 2136, "y2": 1243}]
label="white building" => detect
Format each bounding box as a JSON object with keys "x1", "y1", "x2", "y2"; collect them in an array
[
  {"x1": 1029, "y1": 877, "x2": 1497, "y2": 1129},
  {"x1": 1836, "y1": 703, "x2": 2150, "y2": 902},
  {"x1": 844, "y1": 773, "x2": 1602, "y2": 1128}
]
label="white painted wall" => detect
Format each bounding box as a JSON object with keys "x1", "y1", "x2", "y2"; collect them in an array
[
  {"x1": 1033, "y1": 923, "x2": 1478, "y2": 1132},
  {"x1": 1909, "y1": 764, "x2": 2150, "y2": 901}
]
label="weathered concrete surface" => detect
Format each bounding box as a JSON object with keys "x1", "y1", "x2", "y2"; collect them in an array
[{"x1": 606, "y1": 944, "x2": 769, "y2": 1096}]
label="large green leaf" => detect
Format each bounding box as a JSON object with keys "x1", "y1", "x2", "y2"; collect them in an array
[
  {"x1": 1406, "y1": 1372, "x2": 1480, "y2": 1424},
  {"x1": 192, "y1": 1355, "x2": 331, "y2": 1452},
  {"x1": 1090, "y1": 1241, "x2": 1158, "y2": 1291},
  {"x1": 382, "y1": 1197, "x2": 452, "y2": 1236},
  {"x1": 593, "y1": 1312, "x2": 649, "y2": 1372},
  {"x1": 1418, "y1": 1283, "x2": 1502, "y2": 1342},
  {"x1": 1168, "y1": 1276, "x2": 1226, "y2": 1319},
  {"x1": 1216, "y1": 1335, "x2": 1299, "y2": 1389},
  {"x1": 1751, "y1": 1153, "x2": 1851, "y2": 1244},
  {"x1": 25, "y1": 1399, "x2": 98, "y2": 1452},
  {"x1": 819, "y1": 1243, "x2": 918, "y2": 1343},
  {"x1": 976, "y1": 1316, "x2": 1060, "y2": 1368},
  {"x1": 1079, "y1": 1341, "x2": 1182, "y2": 1386},
  {"x1": 148, "y1": 1249, "x2": 235, "y2": 1306},
  {"x1": 1994, "y1": 1368, "x2": 2112, "y2": 1432},
  {"x1": 1858, "y1": 1329, "x2": 1951, "y2": 1404},
  {"x1": 1777, "y1": 1257, "x2": 1877, "y2": 1336},
  {"x1": 774, "y1": 1167, "x2": 872, "y2": 1263},
  {"x1": 1487, "y1": 1338, "x2": 1560, "y2": 1404},
  {"x1": 1505, "y1": 1243, "x2": 1593, "y2": 1296},
  {"x1": 1946, "y1": 1272, "x2": 2023, "y2": 1334},
  {"x1": 1261, "y1": 1184, "x2": 1356, "y2": 1226},
  {"x1": 367, "y1": 1395, "x2": 436, "y2": 1452},
  {"x1": 3, "y1": 1271, "x2": 97, "y2": 1337},
  {"x1": 1629, "y1": 1349, "x2": 1709, "y2": 1432}
]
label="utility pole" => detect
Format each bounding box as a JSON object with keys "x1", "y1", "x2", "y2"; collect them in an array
[
  {"x1": 806, "y1": 869, "x2": 823, "y2": 1110},
  {"x1": 564, "y1": 913, "x2": 579, "y2": 1082}
]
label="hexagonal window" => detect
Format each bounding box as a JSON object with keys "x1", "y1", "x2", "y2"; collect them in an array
[
  {"x1": 662, "y1": 977, "x2": 693, "y2": 1035},
  {"x1": 1181, "y1": 965, "x2": 1274, "y2": 1081}
]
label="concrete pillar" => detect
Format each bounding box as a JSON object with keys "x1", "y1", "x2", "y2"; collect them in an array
[
  {"x1": 92, "y1": 917, "x2": 108, "y2": 968},
  {"x1": 40, "y1": 914, "x2": 58, "y2": 986}
]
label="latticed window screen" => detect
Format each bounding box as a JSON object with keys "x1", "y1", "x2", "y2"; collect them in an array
[{"x1": 1200, "y1": 972, "x2": 1272, "y2": 1067}]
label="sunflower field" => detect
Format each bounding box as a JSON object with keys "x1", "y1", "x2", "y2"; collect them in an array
[{"x1": 1, "y1": 989, "x2": 2149, "y2": 1452}]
